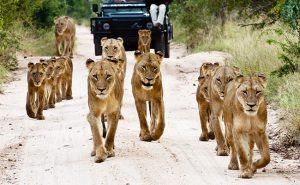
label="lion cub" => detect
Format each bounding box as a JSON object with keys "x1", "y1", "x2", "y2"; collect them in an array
[
  {"x1": 196, "y1": 62, "x2": 219, "y2": 141},
  {"x1": 40, "y1": 58, "x2": 56, "y2": 109},
  {"x1": 224, "y1": 74, "x2": 270, "y2": 178},
  {"x1": 55, "y1": 57, "x2": 73, "y2": 102},
  {"x1": 26, "y1": 62, "x2": 48, "y2": 120},
  {"x1": 86, "y1": 58, "x2": 123, "y2": 163},
  {"x1": 138, "y1": 29, "x2": 151, "y2": 53},
  {"x1": 131, "y1": 50, "x2": 165, "y2": 142},
  {"x1": 54, "y1": 16, "x2": 76, "y2": 58}
]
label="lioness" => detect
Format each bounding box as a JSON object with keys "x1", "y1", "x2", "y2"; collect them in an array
[
  {"x1": 209, "y1": 66, "x2": 240, "y2": 156},
  {"x1": 101, "y1": 37, "x2": 127, "y2": 120},
  {"x1": 86, "y1": 58, "x2": 123, "y2": 163},
  {"x1": 224, "y1": 74, "x2": 270, "y2": 178},
  {"x1": 131, "y1": 50, "x2": 165, "y2": 141},
  {"x1": 196, "y1": 62, "x2": 219, "y2": 141},
  {"x1": 55, "y1": 57, "x2": 73, "y2": 102},
  {"x1": 26, "y1": 62, "x2": 48, "y2": 120},
  {"x1": 138, "y1": 29, "x2": 151, "y2": 53},
  {"x1": 54, "y1": 16, "x2": 76, "y2": 58}
]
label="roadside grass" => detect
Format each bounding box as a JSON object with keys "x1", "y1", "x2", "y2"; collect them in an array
[{"x1": 174, "y1": 20, "x2": 300, "y2": 141}]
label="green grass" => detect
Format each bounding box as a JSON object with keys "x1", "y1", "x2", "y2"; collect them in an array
[{"x1": 174, "y1": 20, "x2": 300, "y2": 140}]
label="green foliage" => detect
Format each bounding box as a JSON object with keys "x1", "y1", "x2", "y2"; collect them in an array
[{"x1": 280, "y1": 0, "x2": 300, "y2": 31}]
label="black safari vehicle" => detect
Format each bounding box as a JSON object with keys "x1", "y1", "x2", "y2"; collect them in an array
[{"x1": 90, "y1": 0, "x2": 173, "y2": 58}]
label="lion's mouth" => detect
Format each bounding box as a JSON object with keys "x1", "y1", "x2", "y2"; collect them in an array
[{"x1": 142, "y1": 81, "x2": 153, "y2": 87}]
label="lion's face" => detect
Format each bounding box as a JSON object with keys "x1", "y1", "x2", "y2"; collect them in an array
[
  {"x1": 235, "y1": 75, "x2": 267, "y2": 116},
  {"x1": 28, "y1": 62, "x2": 48, "y2": 87},
  {"x1": 138, "y1": 29, "x2": 151, "y2": 45},
  {"x1": 54, "y1": 57, "x2": 67, "y2": 77},
  {"x1": 134, "y1": 51, "x2": 163, "y2": 90},
  {"x1": 211, "y1": 66, "x2": 240, "y2": 100},
  {"x1": 101, "y1": 37, "x2": 124, "y2": 61},
  {"x1": 86, "y1": 59, "x2": 116, "y2": 99},
  {"x1": 54, "y1": 16, "x2": 69, "y2": 35},
  {"x1": 40, "y1": 59, "x2": 55, "y2": 79}
]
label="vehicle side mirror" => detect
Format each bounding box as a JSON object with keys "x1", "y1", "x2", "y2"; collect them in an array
[{"x1": 92, "y1": 4, "x2": 99, "y2": 13}]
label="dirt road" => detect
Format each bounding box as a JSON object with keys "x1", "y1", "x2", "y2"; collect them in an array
[{"x1": 0, "y1": 26, "x2": 299, "y2": 185}]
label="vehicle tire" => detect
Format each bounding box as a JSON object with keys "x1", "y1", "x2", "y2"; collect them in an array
[
  {"x1": 164, "y1": 33, "x2": 170, "y2": 58},
  {"x1": 154, "y1": 33, "x2": 165, "y2": 56}
]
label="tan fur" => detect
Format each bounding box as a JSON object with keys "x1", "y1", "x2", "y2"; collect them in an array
[
  {"x1": 39, "y1": 58, "x2": 56, "y2": 109},
  {"x1": 131, "y1": 50, "x2": 165, "y2": 141},
  {"x1": 26, "y1": 62, "x2": 48, "y2": 120},
  {"x1": 224, "y1": 74, "x2": 270, "y2": 178},
  {"x1": 208, "y1": 66, "x2": 240, "y2": 156},
  {"x1": 196, "y1": 62, "x2": 219, "y2": 141},
  {"x1": 86, "y1": 58, "x2": 123, "y2": 163},
  {"x1": 138, "y1": 29, "x2": 151, "y2": 53},
  {"x1": 54, "y1": 16, "x2": 76, "y2": 58},
  {"x1": 55, "y1": 57, "x2": 73, "y2": 102},
  {"x1": 101, "y1": 37, "x2": 127, "y2": 119}
]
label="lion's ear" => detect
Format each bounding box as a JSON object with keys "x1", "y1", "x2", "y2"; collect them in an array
[
  {"x1": 198, "y1": 76, "x2": 205, "y2": 85},
  {"x1": 146, "y1": 30, "x2": 151, "y2": 33},
  {"x1": 138, "y1": 30, "x2": 142, "y2": 35},
  {"x1": 86, "y1": 58, "x2": 95, "y2": 70},
  {"x1": 41, "y1": 62, "x2": 48, "y2": 70},
  {"x1": 213, "y1": 62, "x2": 220, "y2": 67},
  {"x1": 233, "y1": 66, "x2": 241, "y2": 75},
  {"x1": 116, "y1": 37, "x2": 124, "y2": 45},
  {"x1": 258, "y1": 73, "x2": 267, "y2": 88},
  {"x1": 64, "y1": 16, "x2": 69, "y2": 20},
  {"x1": 28, "y1": 62, "x2": 34, "y2": 70},
  {"x1": 155, "y1": 51, "x2": 164, "y2": 59},
  {"x1": 101, "y1": 37, "x2": 108, "y2": 46},
  {"x1": 134, "y1": 50, "x2": 142, "y2": 61},
  {"x1": 234, "y1": 74, "x2": 244, "y2": 87},
  {"x1": 39, "y1": 59, "x2": 46, "y2": 62}
]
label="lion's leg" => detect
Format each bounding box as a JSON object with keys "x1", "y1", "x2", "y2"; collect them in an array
[
  {"x1": 210, "y1": 105, "x2": 227, "y2": 156},
  {"x1": 226, "y1": 126, "x2": 239, "y2": 170},
  {"x1": 63, "y1": 38, "x2": 71, "y2": 57},
  {"x1": 150, "y1": 101, "x2": 156, "y2": 134},
  {"x1": 49, "y1": 84, "x2": 56, "y2": 108},
  {"x1": 70, "y1": 35, "x2": 75, "y2": 58},
  {"x1": 56, "y1": 77, "x2": 62, "y2": 102},
  {"x1": 198, "y1": 102, "x2": 209, "y2": 141},
  {"x1": 252, "y1": 132, "x2": 270, "y2": 173},
  {"x1": 61, "y1": 78, "x2": 67, "y2": 100},
  {"x1": 66, "y1": 71, "x2": 73, "y2": 100},
  {"x1": 105, "y1": 111, "x2": 119, "y2": 158},
  {"x1": 87, "y1": 113, "x2": 107, "y2": 163},
  {"x1": 135, "y1": 99, "x2": 152, "y2": 141},
  {"x1": 56, "y1": 38, "x2": 62, "y2": 56},
  {"x1": 233, "y1": 131, "x2": 253, "y2": 178},
  {"x1": 150, "y1": 98, "x2": 165, "y2": 141},
  {"x1": 26, "y1": 91, "x2": 36, "y2": 118},
  {"x1": 36, "y1": 88, "x2": 46, "y2": 120}
]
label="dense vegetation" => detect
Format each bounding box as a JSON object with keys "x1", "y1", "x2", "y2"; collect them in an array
[{"x1": 171, "y1": 0, "x2": 300, "y2": 144}]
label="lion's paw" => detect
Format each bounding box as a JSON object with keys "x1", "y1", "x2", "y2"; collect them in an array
[
  {"x1": 238, "y1": 169, "x2": 253, "y2": 179},
  {"x1": 139, "y1": 133, "x2": 152, "y2": 142},
  {"x1": 36, "y1": 114, "x2": 45, "y2": 120},
  {"x1": 208, "y1": 131, "x2": 215, "y2": 140},
  {"x1": 217, "y1": 147, "x2": 228, "y2": 156},
  {"x1": 94, "y1": 147, "x2": 107, "y2": 163},
  {"x1": 228, "y1": 161, "x2": 239, "y2": 170},
  {"x1": 199, "y1": 133, "x2": 209, "y2": 141}
]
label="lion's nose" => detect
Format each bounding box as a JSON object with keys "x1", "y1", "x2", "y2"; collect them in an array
[
  {"x1": 98, "y1": 87, "x2": 106, "y2": 92},
  {"x1": 247, "y1": 103, "x2": 256, "y2": 108},
  {"x1": 145, "y1": 77, "x2": 153, "y2": 81}
]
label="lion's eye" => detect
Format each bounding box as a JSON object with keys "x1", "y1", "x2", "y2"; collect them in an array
[
  {"x1": 228, "y1": 78, "x2": 233, "y2": 82},
  {"x1": 105, "y1": 47, "x2": 108, "y2": 50},
  {"x1": 256, "y1": 91, "x2": 261, "y2": 95},
  {"x1": 204, "y1": 87, "x2": 208, "y2": 92},
  {"x1": 153, "y1": 67, "x2": 157, "y2": 72},
  {"x1": 93, "y1": 74, "x2": 98, "y2": 80},
  {"x1": 216, "y1": 78, "x2": 221, "y2": 83},
  {"x1": 32, "y1": 72, "x2": 36, "y2": 76},
  {"x1": 60, "y1": 23, "x2": 63, "y2": 26},
  {"x1": 243, "y1": 90, "x2": 248, "y2": 96},
  {"x1": 141, "y1": 66, "x2": 146, "y2": 71},
  {"x1": 39, "y1": 73, "x2": 43, "y2": 76},
  {"x1": 57, "y1": 66, "x2": 61, "y2": 69},
  {"x1": 113, "y1": 47, "x2": 117, "y2": 51},
  {"x1": 106, "y1": 74, "x2": 112, "y2": 80}
]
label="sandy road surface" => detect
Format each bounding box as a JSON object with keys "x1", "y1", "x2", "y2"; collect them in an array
[{"x1": 0, "y1": 26, "x2": 299, "y2": 185}]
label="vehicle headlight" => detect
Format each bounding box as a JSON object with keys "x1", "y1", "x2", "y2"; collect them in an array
[
  {"x1": 146, "y1": 22, "x2": 153, "y2": 29},
  {"x1": 103, "y1": 23, "x2": 110, "y2": 30}
]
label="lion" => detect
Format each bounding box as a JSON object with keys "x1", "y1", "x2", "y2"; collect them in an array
[
  {"x1": 223, "y1": 74, "x2": 270, "y2": 178},
  {"x1": 196, "y1": 62, "x2": 219, "y2": 141},
  {"x1": 54, "y1": 16, "x2": 76, "y2": 58},
  {"x1": 208, "y1": 66, "x2": 240, "y2": 156},
  {"x1": 101, "y1": 37, "x2": 127, "y2": 120},
  {"x1": 26, "y1": 62, "x2": 48, "y2": 120},
  {"x1": 55, "y1": 57, "x2": 73, "y2": 102},
  {"x1": 138, "y1": 29, "x2": 151, "y2": 53},
  {"x1": 40, "y1": 58, "x2": 56, "y2": 109},
  {"x1": 86, "y1": 58, "x2": 123, "y2": 163},
  {"x1": 131, "y1": 50, "x2": 165, "y2": 142}
]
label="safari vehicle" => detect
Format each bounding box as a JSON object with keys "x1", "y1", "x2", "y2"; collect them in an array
[{"x1": 90, "y1": 0, "x2": 173, "y2": 58}]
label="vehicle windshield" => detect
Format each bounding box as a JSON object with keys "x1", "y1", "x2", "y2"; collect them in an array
[{"x1": 102, "y1": 0, "x2": 145, "y2": 3}]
